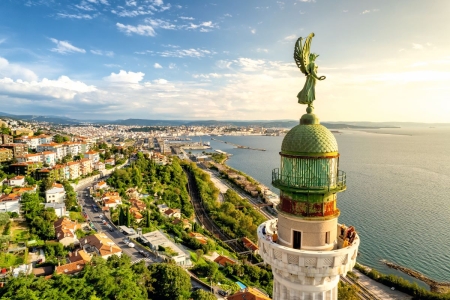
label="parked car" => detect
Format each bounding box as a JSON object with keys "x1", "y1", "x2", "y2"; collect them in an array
[
  {"x1": 99, "y1": 213, "x2": 104, "y2": 219},
  {"x1": 128, "y1": 242, "x2": 135, "y2": 248},
  {"x1": 218, "y1": 290, "x2": 228, "y2": 296},
  {"x1": 107, "y1": 225, "x2": 114, "y2": 232}
]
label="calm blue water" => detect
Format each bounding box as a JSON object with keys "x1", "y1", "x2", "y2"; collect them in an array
[{"x1": 189, "y1": 128, "x2": 450, "y2": 282}]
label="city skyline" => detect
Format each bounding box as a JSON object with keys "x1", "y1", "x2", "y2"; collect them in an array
[{"x1": 0, "y1": 0, "x2": 449, "y2": 122}]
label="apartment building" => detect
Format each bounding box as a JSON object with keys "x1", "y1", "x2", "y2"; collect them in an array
[
  {"x1": 1, "y1": 143, "x2": 28, "y2": 158},
  {"x1": 0, "y1": 134, "x2": 13, "y2": 144},
  {"x1": 37, "y1": 143, "x2": 64, "y2": 160},
  {"x1": 45, "y1": 182, "x2": 66, "y2": 203},
  {"x1": 67, "y1": 161, "x2": 80, "y2": 179},
  {"x1": 0, "y1": 148, "x2": 13, "y2": 163},
  {"x1": 84, "y1": 150, "x2": 100, "y2": 164},
  {"x1": 79, "y1": 158, "x2": 93, "y2": 176}
]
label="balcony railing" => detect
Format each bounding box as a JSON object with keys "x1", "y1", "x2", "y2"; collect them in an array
[{"x1": 272, "y1": 168, "x2": 346, "y2": 191}]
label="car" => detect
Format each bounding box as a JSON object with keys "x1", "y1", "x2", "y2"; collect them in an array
[
  {"x1": 218, "y1": 290, "x2": 227, "y2": 296},
  {"x1": 99, "y1": 213, "x2": 104, "y2": 218},
  {"x1": 108, "y1": 225, "x2": 114, "y2": 232},
  {"x1": 123, "y1": 238, "x2": 130, "y2": 244},
  {"x1": 137, "y1": 249, "x2": 145, "y2": 256},
  {"x1": 128, "y1": 242, "x2": 135, "y2": 248},
  {"x1": 102, "y1": 220, "x2": 107, "y2": 225}
]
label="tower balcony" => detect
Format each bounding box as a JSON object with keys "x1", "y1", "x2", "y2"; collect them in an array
[
  {"x1": 257, "y1": 219, "x2": 359, "y2": 297},
  {"x1": 272, "y1": 168, "x2": 346, "y2": 193}
]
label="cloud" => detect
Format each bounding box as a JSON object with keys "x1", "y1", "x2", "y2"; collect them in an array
[
  {"x1": 168, "y1": 63, "x2": 176, "y2": 69},
  {"x1": 104, "y1": 64, "x2": 121, "y2": 68},
  {"x1": 116, "y1": 23, "x2": 156, "y2": 36},
  {"x1": 284, "y1": 34, "x2": 297, "y2": 41},
  {"x1": 145, "y1": 18, "x2": 176, "y2": 30},
  {"x1": 0, "y1": 75, "x2": 96, "y2": 101},
  {"x1": 125, "y1": 0, "x2": 137, "y2": 6},
  {"x1": 298, "y1": 0, "x2": 315, "y2": 2},
  {"x1": 90, "y1": 50, "x2": 114, "y2": 57},
  {"x1": 56, "y1": 13, "x2": 96, "y2": 19},
  {"x1": 49, "y1": 38, "x2": 86, "y2": 54},
  {"x1": 224, "y1": 13, "x2": 232, "y2": 17},
  {"x1": 257, "y1": 48, "x2": 268, "y2": 53},
  {"x1": 74, "y1": 4, "x2": 95, "y2": 11},
  {"x1": 159, "y1": 48, "x2": 214, "y2": 58},
  {"x1": 111, "y1": 9, "x2": 154, "y2": 17},
  {"x1": 179, "y1": 16, "x2": 194, "y2": 20},
  {"x1": 362, "y1": 9, "x2": 379, "y2": 14},
  {"x1": 0, "y1": 57, "x2": 38, "y2": 81},
  {"x1": 154, "y1": 63, "x2": 162, "y2": 69},
  {"x1": 0, "y1": 38, "x2": 6, "y2": 45},
  {"x1": 412, "y1": 43, "x2": 424, "y2": 50},
  {"x1": 183, "y1": 21, "x2": 217, "y2": 31},
  {"x1": 153, "y1": 78, "x2": 168, "y2": 84},
  {"x1": 250, "y1": 29, "x2": 256, "y2": 34},
  {"x1": 103, "y1": 70, "x2": 145, "y2": 84}
]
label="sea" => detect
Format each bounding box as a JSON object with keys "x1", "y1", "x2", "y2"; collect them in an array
[{"x1": 188, "y1": 127, "x2": 450, "y2": 284}]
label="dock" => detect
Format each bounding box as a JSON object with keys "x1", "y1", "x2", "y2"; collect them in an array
[{"x1": 211, "y1": 138, "x2": 266, "y2": 151}]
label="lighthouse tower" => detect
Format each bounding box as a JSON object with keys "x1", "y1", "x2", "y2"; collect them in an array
[{"x1": 257, "y1": 107, "x2": 360, "y2": 300}]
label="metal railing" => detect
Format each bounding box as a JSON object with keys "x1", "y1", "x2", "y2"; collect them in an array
[{"x1": 272, "y1": 168, "x2": 346, "y2": 191}]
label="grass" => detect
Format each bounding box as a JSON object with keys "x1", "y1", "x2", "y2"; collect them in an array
[
  {"x1": 69, "y1": 211, "x2": 85, "y2": 223},
  {"x1": 0, "y1": 253, "x2": 24, "y2": 268},
  {"x1": 10, "y1": 221, "x2": 30, "y2": 243}
]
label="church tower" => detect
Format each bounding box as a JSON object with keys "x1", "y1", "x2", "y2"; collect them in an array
[{"x1": 257, "y1": 106, "x2": 360, "y2": 300}]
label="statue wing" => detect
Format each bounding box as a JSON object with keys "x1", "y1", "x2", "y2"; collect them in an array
[{"x1": 294, "y1": 33, "x2": 315, "y2": 75}]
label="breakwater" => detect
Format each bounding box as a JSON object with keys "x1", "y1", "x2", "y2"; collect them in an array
[
  {"x1": 381, "y1": 259, "x2": 450, "y2": 293},
  {"x1": 211, "y1": 138, "x2": 266, "y2": 151}
]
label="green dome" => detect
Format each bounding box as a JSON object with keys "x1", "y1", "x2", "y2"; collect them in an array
[{"x1": 281, "y1": 122, "x2": 338, "y2": 156}]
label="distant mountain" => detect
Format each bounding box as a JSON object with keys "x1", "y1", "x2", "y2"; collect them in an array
[{"x1": 1, "y1": 111, "x2": 448, "y2": 128}]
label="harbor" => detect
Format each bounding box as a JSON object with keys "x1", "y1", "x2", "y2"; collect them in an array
[{"x1": 211, "y1": 137, "x2": 266, "y2": 151}]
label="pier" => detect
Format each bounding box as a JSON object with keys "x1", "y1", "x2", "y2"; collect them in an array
[
  {"x1": 381, "y1": 259, "x2": 450, "y2": 293},
  {"x1": 211, "y1": 138, "x2": 266, "y2": 151}
]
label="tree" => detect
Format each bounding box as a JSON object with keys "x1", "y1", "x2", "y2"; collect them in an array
[
  {"x1": 191, "y1": 289, "x2": 216, "y2": 300},
  {"x1": 148, "y1": 263, "x2": 192, "y2": 300},
  {"x1": 337, "y1": 281, "x2": 359, "y2": 300},
  {"x1": 0, "y1": 212, "x2": 10, "y2": 226}
]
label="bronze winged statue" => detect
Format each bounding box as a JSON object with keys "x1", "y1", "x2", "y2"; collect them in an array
[{"x1": 294, "y1": 33, "x2": 326, "y2": 108}]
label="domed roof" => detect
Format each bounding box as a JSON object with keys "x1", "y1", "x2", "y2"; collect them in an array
[{"x1": 281, "y1": 123, "x2": 338, "y2": 156}]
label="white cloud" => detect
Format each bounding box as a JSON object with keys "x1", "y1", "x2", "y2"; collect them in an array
[
  {"x1": 179, "y1": 16, "x2": 194, "y2": 20},
  {"x1": 298, "y1": 0, "x2": 315, "y2": 2},
  {"x1": 154, "y1": 78, "x2": 168, "y2": 84},
  {"x1": 412, "y1": 43, "x2": 424, "y2": 50},
  {"x1": 168, "y1": 63, "x2": 176, "y2": 69},
  {"x1": 49, "y1": 38, "x2": 86, "y2": 54},
  {"x1": 362, "y1": 9, "x2": 379, "y2": 14},
  {"x1": 111, "y1": 9, "x2": 154, "y2": 17},
  {"x1": 116, "y1": 23, "x2": 156, "y2": 36},
  {"x1": 160, "y1": 48, "x2": 214, "y2": 58},
  {"x1": 154, "y1": 63, "x2": 162, "y2": 69},
  {"x1": 251, "y1": 29, "x2": 256, "y2": 34},
  {"x1": 91, "y1": 50, "x2": 114, "y2": 57},
  {"x1": 0, "y1": 57, "x2": 38, "y2": 81},
  {"x1": 257, "y1": 48, "x2": 268, "y2": 53},
  {"x1": 57, "y1": 13, "x2": 95, "y2": 19},
  {"x1": 103, "y1": 70, "x2": 145, "y2": 84},
  {"x1": 0, "y1": 75, "x2": 96, "y2": 101},
  {"x1": 284, "y1": 34, "x2": 297, "y2": 41},
  {"x1": 74, "y1": 4, "x2": 95, "y2": 11},
  {"x1": 125, "y1": 0, "x2": 137, "y2": 6},
  {"x1": 224, "y1": 13, "x2": 232, "y2": 17},
  {"x1": 237, "y1": 58, "x2": 266, "y2": 71},
  {"x1": 99, "y1": 0, "x2": 109, "y2": 5},
  {"x1": 0, "y1": 38, "x2": 6, "y2": 45},
  {"x1": 145, "y1": 18, "x2": 176, "y2": 30}
]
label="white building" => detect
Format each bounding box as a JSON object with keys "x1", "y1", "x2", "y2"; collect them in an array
[
  {"x1": 45, "y1": 202, "x2": 66, "y2": 217},
  {"x1": 37, "y1": 143, "x2": 64, "y2": 160},
  {"x1": 257, "y1": 107, "x2": 359, "y2": 300},
  {"x1": 84, "y1": 150, "x2": 100, "y2": 164},
  {"x1": 0, "y1": 194, "x2": 21, "y2": 214},
  {"x1": 45, "y1": 183, "x2": 66, "y2": 203},
  {"x1": 142, "y1": 230, "x2": 191, "y2": 266},
  {"x1": 9, "y1": 176, "x2": 25, "y2": 187}
]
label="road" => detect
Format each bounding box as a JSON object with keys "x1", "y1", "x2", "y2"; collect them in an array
[
  {"x1": 75, "y1": 180, "x2": 159, "y2": 264},
  {"x1": 75, "y1": 177, "x2": 221, "y2": 297}
]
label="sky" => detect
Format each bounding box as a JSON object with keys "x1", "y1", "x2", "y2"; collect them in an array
[{"x1": 0, "y1": 0, "x2": 449, "y2": 122}]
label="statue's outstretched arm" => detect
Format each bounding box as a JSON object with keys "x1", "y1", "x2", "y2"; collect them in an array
[{"x1": 310, "y1": 64, "x2": 326, "y2": 81}]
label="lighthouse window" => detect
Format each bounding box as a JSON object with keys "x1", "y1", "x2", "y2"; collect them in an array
[
  {"x1": 293, "y1": 231, "x2": 301, "y2": 249},
  {"x1": 325, "y1": 231, "x2": 330, "y2": 244}
]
